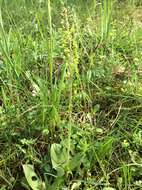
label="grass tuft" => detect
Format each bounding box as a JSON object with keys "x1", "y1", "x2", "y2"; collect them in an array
[{"x1": 0, "y1": 0, "x2": 142, "y2": 189}]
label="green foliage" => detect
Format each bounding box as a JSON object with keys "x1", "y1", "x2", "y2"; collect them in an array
[
  {"x1": 103, "y1": 188, "x2": 116, "y2": 190},
  {"x1": 50, "y1": 143, "x2": 68, "y2": 176},
  {"x1": 23, "y1": 164, "x2": 45, "y2": 190},
  {"x1": 0, "y1": 0, "x2": 142, "y2": 189}
]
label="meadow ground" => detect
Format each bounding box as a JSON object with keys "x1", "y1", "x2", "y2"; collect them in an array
[{"x1": 0, "y1": 0, "x2": 142, "y2": 189}]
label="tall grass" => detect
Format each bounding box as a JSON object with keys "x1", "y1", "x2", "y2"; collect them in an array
[
  {"x1": 0, "y1": 0, "x2": 142, "y2": 189},
  {"x1": 47, "y1": 0, "x2": 53, "y2": 88},
  {"x1": 101, "y1": 0, "x2": 113, "y2": 42}
]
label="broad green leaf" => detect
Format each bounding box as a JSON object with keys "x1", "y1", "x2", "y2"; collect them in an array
[
  {"x1": 98, "y1": 138, "x2": 114, "y2": 159},
  {"x1": 103, "y1": 188, "x2": 116, "y2": 190},
  {"x1": 22, "y1": 164, "x2": 45, "y2": 190},
  {"x1": 71, "y1": 181, "x2": 81, "y2": 190},
  {"x1": 50, "y1": 143, "x2": 68, "y2": 176},
  {"x1": 68, "y1": 153, "x2": 82, "y2": 171}
]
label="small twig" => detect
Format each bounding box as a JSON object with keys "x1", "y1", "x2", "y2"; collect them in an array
[{"x1": 110, "y1": 103, "x2": 122, "y2": 127}]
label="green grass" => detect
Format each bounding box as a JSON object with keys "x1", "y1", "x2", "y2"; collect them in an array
[{"x1": 0, "y1": 0, "x2": 142, "y2": 189}]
